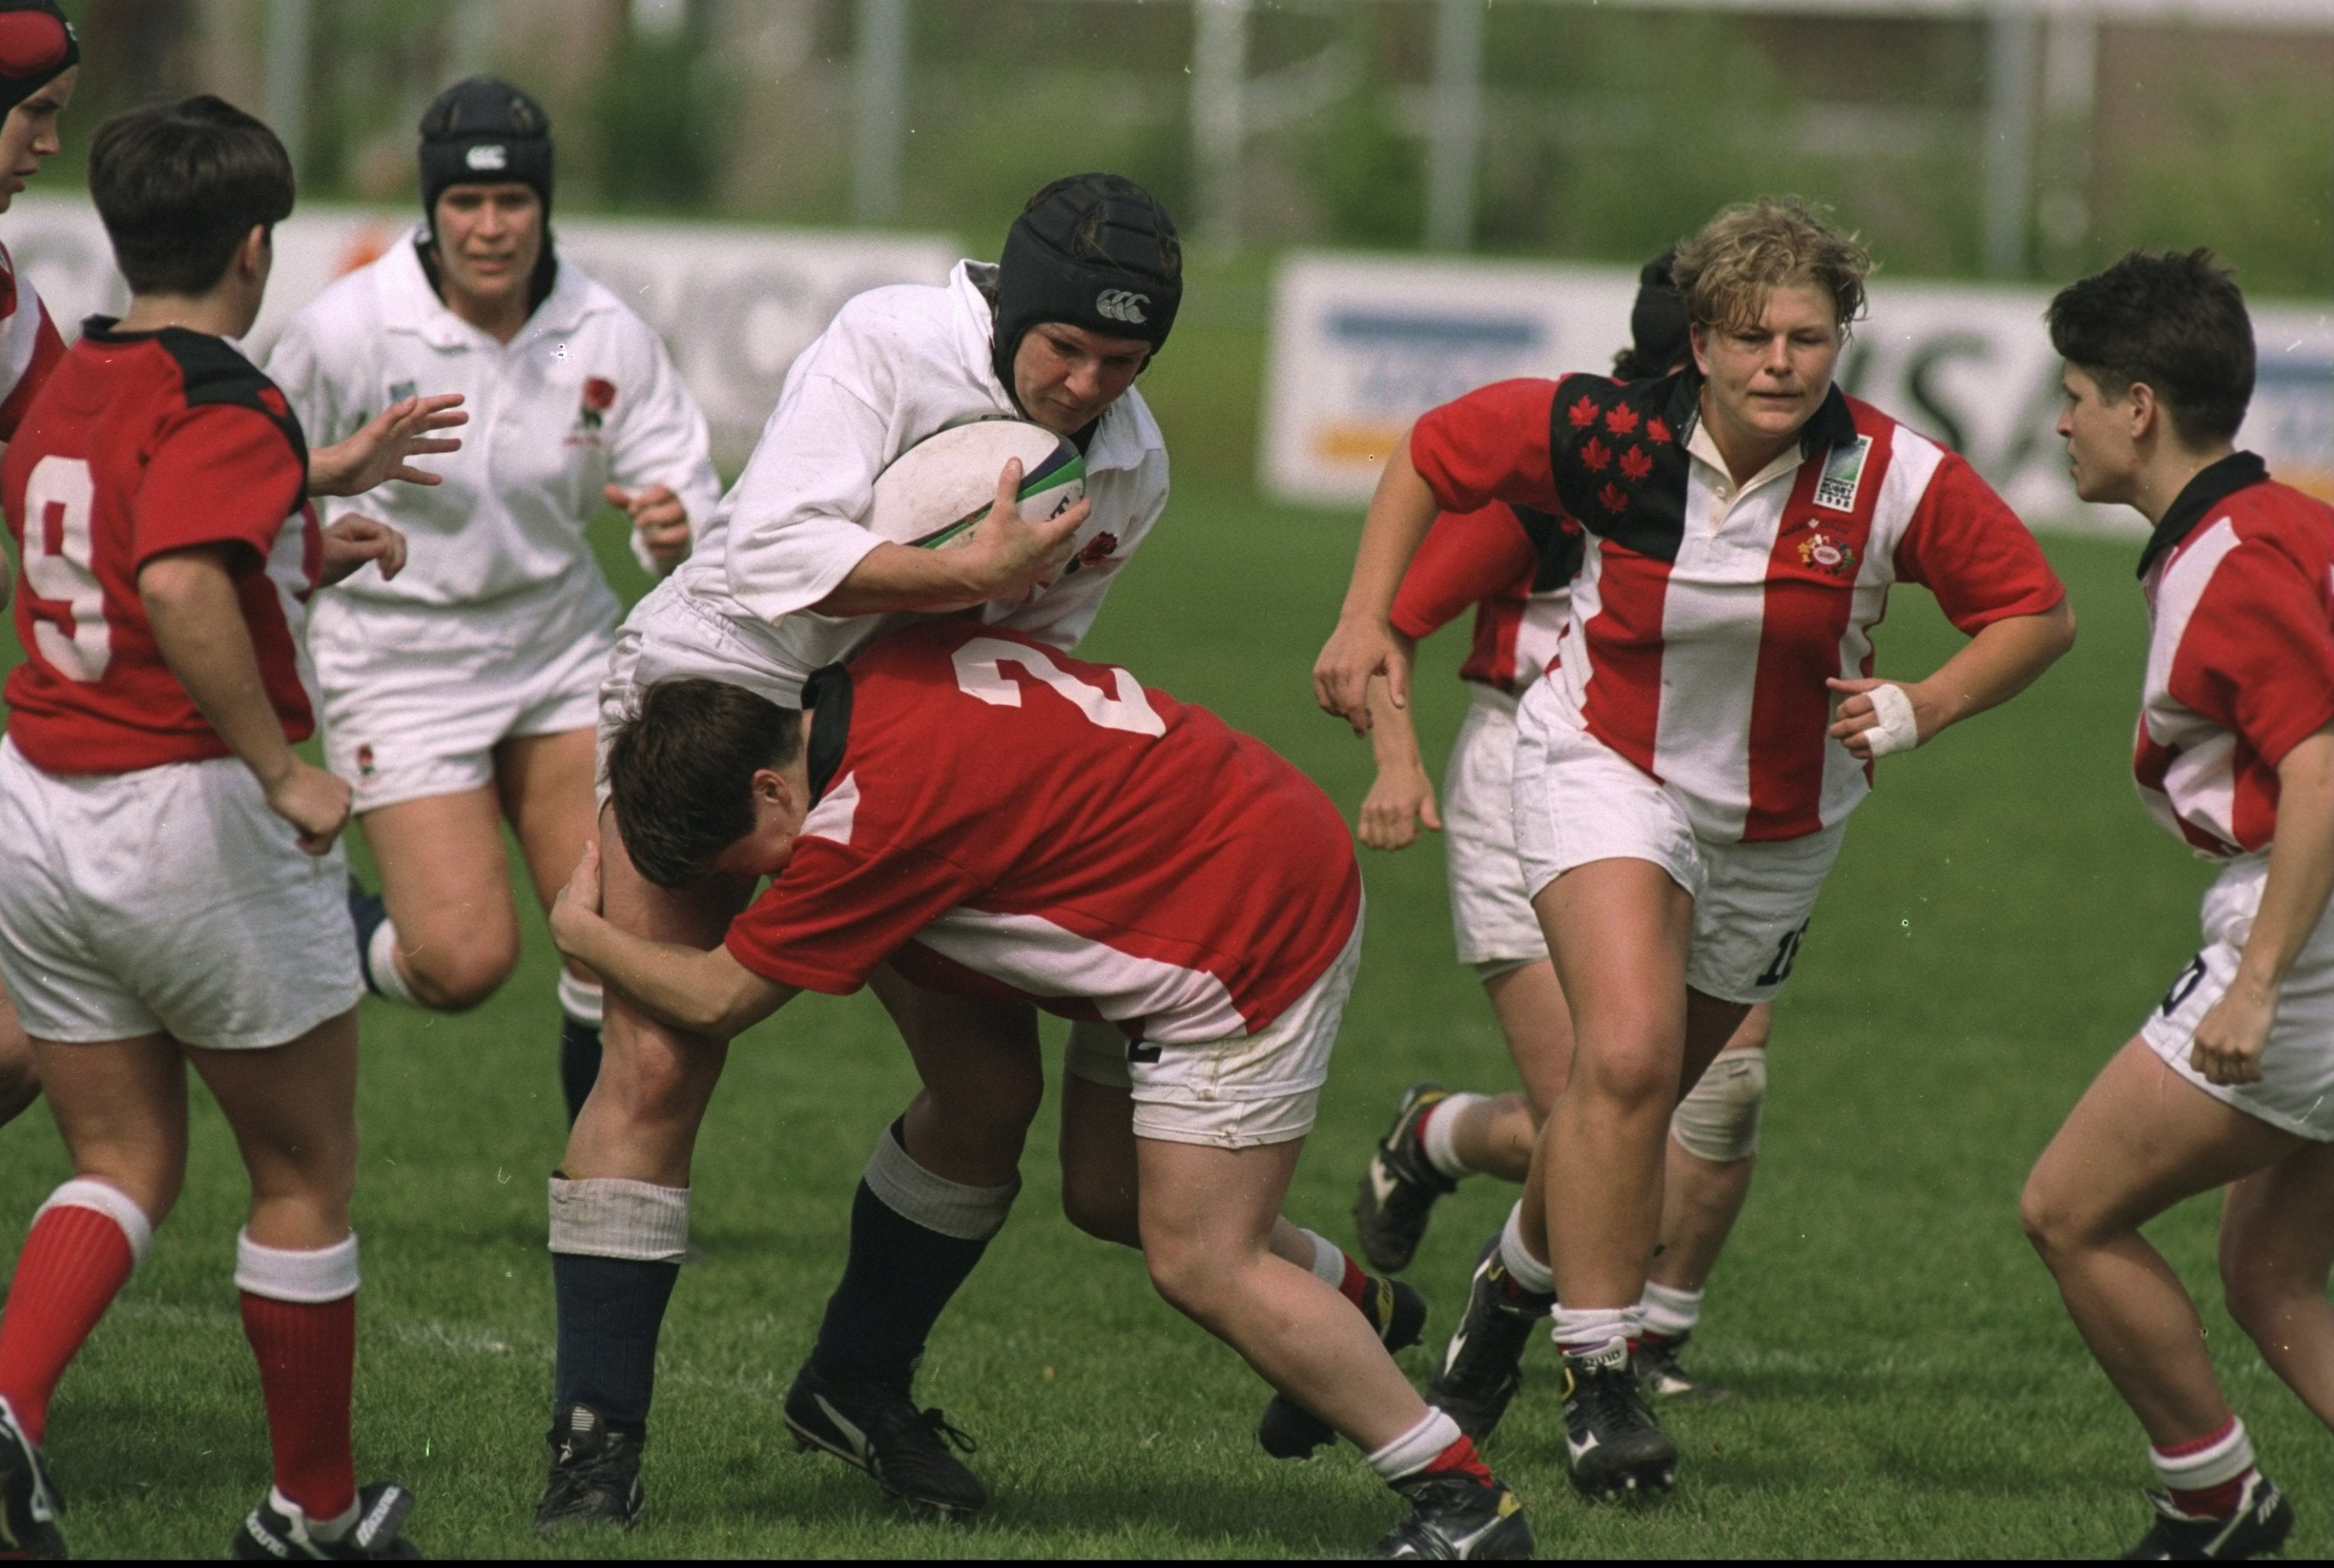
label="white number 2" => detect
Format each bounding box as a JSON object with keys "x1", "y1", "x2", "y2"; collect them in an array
[
  {"x1": 21, "y1": 455, "x2": 108, "y2": 683},
  {"x1": 951, "y1": 637, "x2": 1166, "y2": 737}
]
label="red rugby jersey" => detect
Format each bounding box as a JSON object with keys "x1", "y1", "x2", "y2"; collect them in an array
[
  {"x1": 3, "y1": 321, "x2": 321, "y2": 775},
  {"x1": 1391, "y1": 501, "x2": 1581, "y2": 697},
  {"x1": 2133, "y1": 453, "x2": 2334, "y2": 858},
  {"x1": 726, "y1": 621, "x2": 1364, "y2": 1044},
  {"x1": 1409, "y1": 371, "x2": 2065, "y2": 842},
  {"x1": 0, "y1": 239, "x2": 65, "y2": 440}
]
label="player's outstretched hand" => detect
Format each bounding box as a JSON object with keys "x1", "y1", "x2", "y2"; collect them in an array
[
  {"x1": 606, "y1": 483, "x2": 692, "y2": 571},
  {"x1": 307, "y1": 393, "x2": 468, "y2": 498},
  {"x1": 1314, "y1": 619, "x2": 1409, "y2": 737},
  {"x1": 265, "y1": 758, "x2": 352, "y2": 856},
  {"x1": 549, "y1": 841, "x2": 604, "y2": 959},
  {"x1": 962, "y1": 458, "x2": 1087, "y2": 602},
  {"x1": 1359, "y1": 764, "x2": 1441, "y2": 852},
  {"x1": 319, "y1": 517, "x2": 408, "y2": 586},
  {"x1": 1827, "y1": 677, "x2": 1935, "y2": 761},
  {"x1": 2190, "y1": 979, "x2": 2274, "y2": 1086}
]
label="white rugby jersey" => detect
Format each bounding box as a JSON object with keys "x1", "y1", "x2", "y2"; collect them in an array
[
  {"x1": 0, "y1": 237, "x2": 63, "y2": 441},
  {"x1": 1414, "y1": 372, "x2": 2064, "y2": 843},
  {"x1": 267, "y1": 233, "x2": 719, "y2": 610},
  {"x1": 2134, "y1": 453, "x2": 2334, "y2": 858},
  {"x1": 662, "y1": 259, "x2": 1169, "y2": 703}
]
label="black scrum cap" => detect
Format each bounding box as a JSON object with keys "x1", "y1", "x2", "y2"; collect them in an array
[
  {"x1": 1630, "y1": 248, "x2": 1691, "y2": 375},
  {"x1": 418, "y1": 76, "x2": 552, "y2": 229},
  {"x1": 0, "y1": 0, "x2": 75, "y2": 122},
  {"x1": 991, "y1": 173, "x2": 1181, "y2": 401}
]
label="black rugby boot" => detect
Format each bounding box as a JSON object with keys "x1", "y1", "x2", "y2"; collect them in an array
[
  {"x1": 2121, "y1": 1472, "x2": 2294, "y2": 1560},
  {"x1": 783, "y1": 1361, "x2": 986, "y2": 1519},
  {"x1": 1425, "y1": 1233, "x2": 1551, "y2": 1443},
  {"x1": 1561, "y1": 1339, "x2": 1677, "y2": 1500},
  {"x1": 1371, "y1": 1468, "x2": 1535, "y2": 1560},
  {"x1": 1633, "y1": 1330, "x2": 1731, "y2": 1405},
  {"x1": 232, "y1": 1481, "x2": 421, "y2": 1560},
  {"x1": 533, "y1": 1403, "x2": 644, "y2": 1532},
  {"x1": 1354, "y1": 1083, "x2": 1460, "y2": 1274},
  {"x1": 0, "y1": 1399, "x2": 62, "y2": 1560}
]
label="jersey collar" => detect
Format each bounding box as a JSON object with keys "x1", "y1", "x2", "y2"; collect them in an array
[
  {"x1": 800, "y1": 662, "x2": 854, "y2": 806},
  {"x1": 2138, "y1": 450, "x2": 2269, "y2": 580},
  {"x1": 384, "y1": 226, "x2": 600, "y2": 349}
]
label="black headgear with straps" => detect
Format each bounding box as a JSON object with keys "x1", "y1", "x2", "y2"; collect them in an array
[
  {"x1": 991, "y1": 173, "x2": 1181, "y2": 403},
  {"x1": 418, "y1": 77, "x2": 553, "y2": 232},
  {"x1": 0, "y1": 0, "x2": 76, "y2": 123},
  {"x1": 1627, "y1": 247, "x2": 1692, "y2": 377}
]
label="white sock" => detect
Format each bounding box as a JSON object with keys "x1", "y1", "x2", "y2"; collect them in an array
[
  {"x1": 1640, "y1": 1280, "x2": 1703, "y2": 1339},
  {"x1": 365, "y1": 919, "x2": 422, "y2": 1008},
  {"x1": 1420, "y1": 1092, "x2": 1484, "y2": 1181},
  {"x1": 1549, "y1": 1304, "x2": 1637, "y2": 1361},
  {"x1": 1365, "y1": 1405, "x2": 1464, "y2": 1481},
  {"x1": 557, "y1": 969, "x2": 604, "y2": 1028},
  {"x1": 1497, "y1": 1203, "x2": 1554, "y2": 1297},
  {"x1": 1299, "y1": 1228, "x2": 1346, "y2": 1288},
  {"x1": 2151, "y1": 1415, "x2": 2255, "y2": 1496}
]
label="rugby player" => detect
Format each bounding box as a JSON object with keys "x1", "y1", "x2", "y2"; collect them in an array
[
  {"x1": 550, "y1": 622, "x2": 1536, "y2": 1560},
  {"x1": 1352, "y1": 253, "x2": 1773, "y2": 1415},
  {"x1": 535, "y1": 175, "x2": 1200, "y2": 1527},
  {"x1": 0, "y1": 96, "x2": 449, "y2": 1560},
  {"x1": 2021, "y1": 250, "x2": 2329, "y2": 1560},
  {"x1": 1316, "y1": 197, "x2": 2073, "y2": 1497},
  {"x1": 269, "y1": 77, "x2": 720, "y2": 1124}
]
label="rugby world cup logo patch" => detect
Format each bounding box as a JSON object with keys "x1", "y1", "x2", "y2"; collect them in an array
[
  {"x1": 1814, "y1": 435, "x2": 1872, "y2": 513},
  {"x1": 1095, "y1": 289, "x2": 1149, "y2": 325}
]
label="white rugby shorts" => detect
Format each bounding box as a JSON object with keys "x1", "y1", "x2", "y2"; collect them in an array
[
  {"x1": 2143, "y1": 854, "x2": 2334, "y2": 1142},
  {"x1": 1063, "y1": 915, "x2": 1363, "y2": 1149},
  {"x1": 597, "y1": 577, "x2": 811, "y2": 805},
  {"x1": 311, "y1": 577, "x2": 618, "y2": 814},
  {"x1": 1512, "y1": 681, "x2": 1842, "y2": 1005},
  {"x1": 1441, "y1": 684, "x2": 1550, "y2": 971},
  {"x1": 0, "y1": 738, "x2": 362, "y2": 1049}
]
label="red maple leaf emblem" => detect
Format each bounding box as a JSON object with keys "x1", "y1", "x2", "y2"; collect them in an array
[
  {"x1": 1598, "y1": 482, "x2": 1629, "y2": 514},
  {"x1": 1567, "y1": 396, "x2": 1599, "y2": 429},
  {"x1": 1580, "y1": 435, "x2": 1611, "y2": 472},
  {"x1": 1619, "y1": 445, "x2": 1652, "y2": 481},
  {"x1": 1604, "y1": 403, "x2": 1640, "y2": 436},
  {"x1": 1645, "y1": 416, "x2": 1673, "y2": 445}
]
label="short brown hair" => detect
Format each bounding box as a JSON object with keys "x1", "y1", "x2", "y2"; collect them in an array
[
  {"x1": 2047, "y1": 249, "x2": 2254, "y2": 447},
  {"x1": 606, "y1": 679, "x2": 804, "y2": 889},
  {"x1": 1670, "y1": 197, "x2": 1872, "y2": 337},
  {"x1": 90, "y1": 96, "x2": 295, "y2": 296}
]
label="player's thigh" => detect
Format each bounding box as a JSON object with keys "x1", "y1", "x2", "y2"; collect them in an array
[
  {"x1": 362, "y1": 786, "x2": 522, "y2": 980},
  {"x1": 870, "y1": 966, "x2": 1045, "y2": 1130},
  {"x1": 32, "y1": 1033, "x2": 188, "y2": 1221},
  {"x1": 1136, "y1": 1134, "x2": 1301, "y2": 1300},
  {"x1": 0, "y1": 977, "x2": 39, "y2": 1119},
  {"x1": 2219, "y1": 1138, "x2": 2334, "y2": 1298},
  {"x1": 1058, "y1": 1059, "x2": 1141, "y2": 1247},
  {"x1": 1532, "y1": 858, "x2": 1694, "y2": 1104},
  {"x1": 1678, "y1": 988, "x2": 1753, "y2": 1102},
  {"x1": 1480, "y1": 958, "x2": 1575, "y2": 1115},
  {"x1": 494, "y1": 726, "x2": 601, "y2": 915},
  {"x1": 2026, "y1": 1035, "x2": 2303, "y2": 1246},
  {"x1": 188, "y1": 1009, "x2": 361, "y2": 1216}
]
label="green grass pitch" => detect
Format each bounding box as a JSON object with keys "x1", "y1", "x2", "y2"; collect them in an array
[{"x1": 1, "y1": 476, "x2": 2307, "y2": 1558}]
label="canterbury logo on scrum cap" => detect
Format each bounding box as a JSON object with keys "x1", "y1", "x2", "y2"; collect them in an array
[
  {"x1": 466, "y1": 144, "x2": 509, "y2": 172},
  {"x1": 1095, "y1": 289, "x2": 1149, "y2": 325}
]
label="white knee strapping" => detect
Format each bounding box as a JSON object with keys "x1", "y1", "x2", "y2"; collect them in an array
[
  {"x1": 1671, "y1": 1050, "x2": 1766, "y2": 1164},
  {"x1": 547, "y1": 1176, "x2": 689, "y2": 1262},
  {"x1": 366, "y1": 921, "x2": 423, "y2": 1008},
  {"x1": 864, "y1": 1126, "x2": 1020, "y2": 1243},
  {"x1": 235, "y1": 1230, "x2": 359, "y2": 1303},
  {"x1": 557, "y1": 970, "x2": 604, "y2": 1028},
  {"x1": 37, "y1": 1179, "x2": 153, "y2": 1269}
]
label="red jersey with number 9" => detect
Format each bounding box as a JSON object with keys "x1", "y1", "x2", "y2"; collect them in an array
[
  {"x1": 724, "y1": 621, "x2": 1365, "y2": 1044},
  {"x1": 3, "y1": 321, "x2": 321, "y2": 776}
]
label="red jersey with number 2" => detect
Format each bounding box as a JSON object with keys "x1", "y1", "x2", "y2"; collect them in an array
[
  {"x1": 725, "y1": 621, "x2": 1364, "y2": 1044},
  {"x1": 3, "y1": 322, "x2": 321, "y2": 776}
]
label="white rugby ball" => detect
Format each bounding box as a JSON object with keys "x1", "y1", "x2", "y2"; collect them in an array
[{"x1": 864, "y1": 421, "x2": 1085, "y2": 551}]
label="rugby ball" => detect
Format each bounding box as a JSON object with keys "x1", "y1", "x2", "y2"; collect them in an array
[{"x1": 864, "y1": 421, "x2": 1085, "y2": 551}]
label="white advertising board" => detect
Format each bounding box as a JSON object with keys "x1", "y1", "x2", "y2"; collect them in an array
[
  {"x1": 0, "y1": 196, "x2": 959, "y2": 463},
  {"x1": 1263, "y1": 251, "x2": 2334, "y2": 535}
]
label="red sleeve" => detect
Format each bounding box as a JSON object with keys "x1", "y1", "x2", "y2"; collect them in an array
[
  {"x1": 724, "y1": 838, "x2": 982, "y2": 995},
  {"x1": 1891, "y1": 450, "x2": 2066, "y2": 634},
  {"x1": 2171, "y1": 535, "x2": 2334, "y2": 770},
  {"x1": 1409, "y1": 378, "x2": 1566, "y2": 516},
  {"x1": 1391, "y1": 503, "x2": 1537, "y2": 640},
  {"x1": 131, "y1": 403, "x2": 307, "y2": 569},
  {"x1": 0, "y1": 310, "x2": 63, "y2": 441}
]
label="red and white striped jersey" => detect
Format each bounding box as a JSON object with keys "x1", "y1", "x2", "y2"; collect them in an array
[
  {"x1": 2134, "y1": 453, "x2": 2334, "y2": 858},
  {"x1": 1410, "y1": 371, "x2": 2064, "y2": 842},
  {"x1": 0, "y1": 239, "x2": 65, "y2": 440},
  {"x1": 725, "y1": 621, "x2": 1364, "y2": 1043},
  {"x1": 1391, "y1": 501, "x2": 1580, "y2": 697}
]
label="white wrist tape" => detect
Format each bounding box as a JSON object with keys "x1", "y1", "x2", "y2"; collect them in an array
[{"x1": 1861, "y1": 682, "x2": 1920, "y2": 757}]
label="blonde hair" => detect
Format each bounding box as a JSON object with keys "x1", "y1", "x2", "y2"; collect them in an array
[{"x1": 1670, "y1": 197, "x2": 1872, "y2": 337}]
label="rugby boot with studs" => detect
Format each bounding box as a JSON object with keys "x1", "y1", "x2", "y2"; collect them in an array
[
  {"x1": 533, "y1": 1403, "x2": 644, "y2": 1532},
  {"x1": 1371, "y1": 1468, "x2": 1535, "y2": 1560},
  {"x1": 1258, "y1": 1272, "x2": 1431, "y2": 1459},
  {"x1": 1425, "y1": 1233, "x2": 1552, "y2": 1443},
  {"x1": 232, "y1": 1481, "x2": 421, "y2": 1560},
  {"x1": 783, "y1": 1360, "x2": 986, "y2": 1519},
  {"x1": 2121, "y1": 1471, "x2": 2294, "y2": 1560},
  {"x1": 1354, "y1": 1083, "x2": 1460, "y2": 1274},
  {"x1": 0, "y1": 1397, "x2": 63, "y2": 1560},
  {"x1": 1633, "y1": 1331, "x2": 1731, "y2": 1405},
  {"x1": 1561, "y1": 1338, "x2": 1677, "y2": 1500}
]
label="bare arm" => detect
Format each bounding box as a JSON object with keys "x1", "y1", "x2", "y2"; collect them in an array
[
  {"x1": 1358, "y1": 661, "x2": 1443, "y2": 852},
  {"x1": 2189, "y1": 729, "x2": 2334, "y2": 1087},
  {"x1": 810, "y1": 459, "x2": 1089, "y2": 619},
  {"x1": 1312, "y1": 431, "x2": 1441, "y2": 733},
  {"x1": 138, "y1": 545, "x2": 349, "y2": 854},
  {"x1": 1826, "y1": 599, "x2": 2076, "y2": 760},
  {"x1": 549, "y1": 843, "x2": 797, "y2": 1039}
]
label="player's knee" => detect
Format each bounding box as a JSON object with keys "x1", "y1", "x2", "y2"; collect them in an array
[
  {"x1": 400, "y1": 928, "x2": 520, "y2": 1011},
  {"x1": 1142, "y1": 1237, "x2": 1232, "y2": 1323},
  {"x1": 1577, "y1": 1035, "x2": 1685, "y2": 1113},
  {"x1": 2018, "y1": 1166, "x2": 2092, "y2": 1264},
  {"x1": 1670, "y1": 1051, "x2": 1766, "y2": 1164},
  {"x1": 1059, "y1": 1168, "x2": 1140, "y2": 1248},
  {"x1": 918, "y1": 1072, "x2": 1044, "y2": 1158}
]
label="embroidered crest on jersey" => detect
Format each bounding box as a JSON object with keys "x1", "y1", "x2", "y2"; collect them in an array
[
  {"x1": 1814, "y1": 436, "x2": 1872, "y2": 513},
  {"x1": 569, "y1": 377, "x2": 616, "y2": 444},
  {"x1": 355, "y1": 743, "x2": 377, "y2": 779},
  {"x1": 1063, "y1": 530, "x2": 1118, "y2": 577},
  {"x1": 1796, "y1": 532, "x2": 1857, "y2": 577}
]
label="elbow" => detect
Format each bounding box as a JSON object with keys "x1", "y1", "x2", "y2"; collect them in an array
[{"x1": 2047, "y1": 598, "x2": 2078, "y2": 659}]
